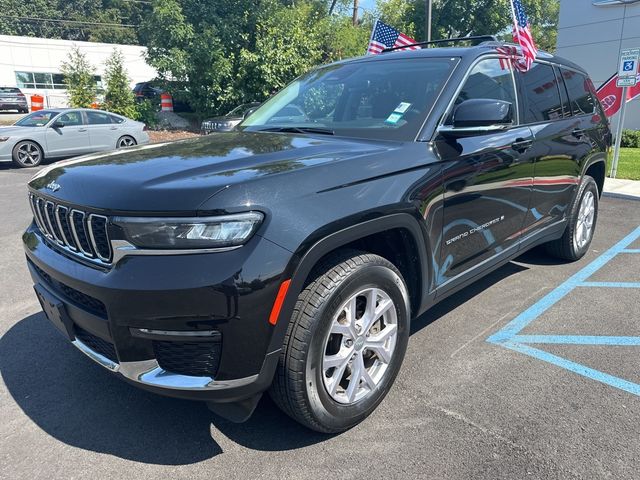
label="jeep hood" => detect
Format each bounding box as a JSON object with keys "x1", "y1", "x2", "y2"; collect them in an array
[{"x1": 28, "y1": 131, "x2": 409, "y2": 213}]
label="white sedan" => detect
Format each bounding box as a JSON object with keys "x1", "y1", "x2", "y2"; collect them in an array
[{"x1": 0, "y1": 108, "x2": 150, "y2": 168}]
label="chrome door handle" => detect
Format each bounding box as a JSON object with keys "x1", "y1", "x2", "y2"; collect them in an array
[{"x1": 78, "y1": 128, "x2": 87, "y2": 132}]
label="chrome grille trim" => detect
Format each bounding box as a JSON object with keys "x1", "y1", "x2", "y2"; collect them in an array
[
  {"x1": 45, "y1": 201, "x2": 64, "y2": 244},
  {"x1": 87, "y1": 214, "x2": 111, "y2": 262},
  {"x1": 29, "y1": 194, "x2": 46, "y2": 234},
  {"x1": 55, "y1": 205, "x2": 77, "y2": 251},
  {"x1": 70, "y1": 209, "x2": 95, "y2": 258},
  {"x1": 28, "y1": 193, "x2": 113, "y2": 265},
  {"x1": 35, "y1": 197, "x2": 53, "y2": 239}
]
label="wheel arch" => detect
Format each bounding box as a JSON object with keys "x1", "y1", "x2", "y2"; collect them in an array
[
  {"x1": 582, "y1": 156, "x2": 606, "y2": 197},
  {"x1": 266, "y1": 213, "x2": 430, "y2": 353}
]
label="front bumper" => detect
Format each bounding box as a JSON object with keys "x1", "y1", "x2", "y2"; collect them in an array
[{"x1": 23, "y1": 222, "x2": 292, "y2": 404}]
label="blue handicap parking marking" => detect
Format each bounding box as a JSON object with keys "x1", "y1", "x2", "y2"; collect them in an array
[
  {"x1": 487, "y1": 226, "x2": 640, "y2": 396},
  {"x1": 623, "y1": 60, "x2": 635, "y2": 72}
]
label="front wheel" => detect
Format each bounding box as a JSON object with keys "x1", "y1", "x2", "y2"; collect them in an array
[
  {"x1": 269, "y1": 251, "x2": 410, "y2": 433},
  {"x1": 12, "y1": 140, "x2": 43, "y2": 168},
  {"x1": 545, "y1": 175, "x2": 599, "y2": 261}
]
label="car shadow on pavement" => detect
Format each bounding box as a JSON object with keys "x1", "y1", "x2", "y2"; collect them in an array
[
  {"x1": 0, "y1": 313, "x2": 329, "y2": 465},
  {"x1": 410, "y1": 260, "x2": 528, "y2": 335}
]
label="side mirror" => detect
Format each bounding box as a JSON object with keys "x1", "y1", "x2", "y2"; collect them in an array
[
  {"x1": 439, "y1": 99, "x2": 513, "y2": 136},
  {"x1": 52, "y1": 121, "x2": 65, "y2": 129},
  {"x1": 243, "y1": 107, "x2": 258, "y2": 119}
]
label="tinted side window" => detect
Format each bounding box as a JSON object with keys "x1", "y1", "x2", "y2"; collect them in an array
[
  {"x1": 86, "y1": 111, "x2": 111, "y2": 125},
  {"x1": 554, "y1": 66, "x2": 572, "y2": 117},
  {"x1": 449, "y1": 58, "x2": 516, "y2": 124},
  {"x1": 57, "y1": 111, "x2": 83, "y2": 126},
  {"x1": 109, "y1": 114, "x2": 125, "y2": 124},
  {"x1": 519, "y1": 63, "x2": 563, "y2": 123},
  {"x1": 561, "y1": 69, "x2": 595, "y2": 115}
]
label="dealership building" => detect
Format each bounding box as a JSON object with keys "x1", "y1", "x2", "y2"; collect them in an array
[
  {"x1": 556, "y1": 0, "x2": 640, "y2": 129},
  {"x1": 0, "y1": 35, "x2": 156, "y2": 109}
]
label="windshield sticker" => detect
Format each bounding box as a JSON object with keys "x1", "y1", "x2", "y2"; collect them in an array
[
  {"x1": 394, "y1": 102, "x2": 412, "y2": 113},
  {"x1": 385, "y1": 112, "x2": 403, "y2": 125}
]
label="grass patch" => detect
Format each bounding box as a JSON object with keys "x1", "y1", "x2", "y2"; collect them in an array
[{"x1": 608, "y1": 147, "x2": 640, "y2": 180}]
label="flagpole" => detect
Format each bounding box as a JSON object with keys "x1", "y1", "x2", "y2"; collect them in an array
[
  {"x1": 366, "y1": 19, "x2": 378, "y2": 55},
  {"x1": 509, "y1": 0, "x2": 519, "y2": 44}
]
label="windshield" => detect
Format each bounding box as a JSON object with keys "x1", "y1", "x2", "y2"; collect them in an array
[
  {"x1": 0, "y1": 87, "x2": 21, "y2": 94},
  {"x1": 227, "y1": 103, "x2": 254, "y2": 117},
  {"x1": 15, "y1": 110, "x2": 58, "y2": 127},
  {"x1": 241, "y1": 57, "x2": 459, "y2": 141}
]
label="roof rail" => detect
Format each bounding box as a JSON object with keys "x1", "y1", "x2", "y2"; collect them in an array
[{"x1": 382, "y1": 35, "x2": 499, "y2": 53}]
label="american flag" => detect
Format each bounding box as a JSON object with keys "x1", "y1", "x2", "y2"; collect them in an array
[
  {"x1": 367, "y1": 20, "x2": 420, "y2": 55},
  {"x1": 510, "y1": 0, "x2": 538, "y2": 71}
]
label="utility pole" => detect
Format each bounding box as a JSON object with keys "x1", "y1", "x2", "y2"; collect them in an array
[
  {"x1": 353, "y1": 0, "x2": 359, "y2": 26},
  {"x1": 425, "y1": 0, "x2": 432, "y2": 42}
]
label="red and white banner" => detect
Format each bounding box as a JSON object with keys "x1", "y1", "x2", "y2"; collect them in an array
[{"x1": 596, "y1": 72, "x2": 640, "y2": 118}]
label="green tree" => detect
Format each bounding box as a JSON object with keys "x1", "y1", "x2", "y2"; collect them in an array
[
  {"x1": 377, "y1": 0, "x2": 559, "y2": 52},
  {"x1": 0, "y1": 0, "x2": 148, "y2": 44},
  {"x1": 60, "y1": 46, "x2": 96, "y2": 108},
  {"x1": 103, "y1": 48, "x2": 136, "y2": 117}
]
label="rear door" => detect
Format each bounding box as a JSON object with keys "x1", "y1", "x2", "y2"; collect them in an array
[
  {"x1": 85, "y1": 110, "x2": 118, "y2": 151},
  {"x1": 44, "y1": 110, "x2": 91, "y2": 157},
  {"x1": 433, "y1": 57, "x2": 535, "y2": 288},
  {"x1": 516, "y1": 63, "x2": 585, "y2": 231}
]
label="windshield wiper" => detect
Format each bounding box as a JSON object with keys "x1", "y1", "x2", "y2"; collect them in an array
[{"x1": 255, "y1": 126, "x2": 335, "y2": 135}]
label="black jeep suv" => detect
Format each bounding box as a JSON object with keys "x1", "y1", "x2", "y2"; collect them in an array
[{"x1": 23, "y1": 39, "x2": 610, "y2": 433}]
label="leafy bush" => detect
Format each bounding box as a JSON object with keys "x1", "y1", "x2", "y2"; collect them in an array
[
  {"x1": 621, "y1": 129, "x2": 640, "y2": 148},
  {"x1": 134, "y1": 99, "x2": 159, "y2": 129}
]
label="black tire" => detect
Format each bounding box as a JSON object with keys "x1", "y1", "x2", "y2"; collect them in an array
[
  {"x1": 545, "y1": 175, "x2": 599, "y2": 261},
  {"x1": 12, "y1": 140, "x2": 43, "y2": 168},
  {"x1": 19, "y1": 108, "x2": 29, "y2": 114},
  {"x1": 269, "y1": 251, "x2": 410, "y2": 433}
]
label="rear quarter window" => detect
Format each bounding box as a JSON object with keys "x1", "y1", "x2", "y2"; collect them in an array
[
  {"x1": 519, "y1": 62, "x2": 564, "y2": 123},
  {"x1": 560, "y1": 68, "x2": 595, "y2": 115}
]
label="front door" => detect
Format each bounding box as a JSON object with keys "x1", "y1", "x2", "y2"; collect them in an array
[
  {"x1": 44, "y1": 110, "x2": 90, "y2": 158},
  {"x1": 433, "y1": 57, "x2": 535, "y2": 289}
]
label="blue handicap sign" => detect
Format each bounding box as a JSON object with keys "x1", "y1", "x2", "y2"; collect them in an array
[{"x1": 623, "y1": 60, "x2": 635, "y2": 71}]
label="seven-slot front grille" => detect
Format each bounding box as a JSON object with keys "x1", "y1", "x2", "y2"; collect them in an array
[{"x1": 29, "y1": 193, "x2": 112, "y2": 263}]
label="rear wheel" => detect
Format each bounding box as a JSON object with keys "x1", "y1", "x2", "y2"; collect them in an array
[
  {"x1": 116, "y1": 136, "x2": 136, "y2": 148},
  {"x1": 269, "y1": 251, "x2": 410, "y2": 433},
  {"x1": 12, "y1": 140, "x2": 43, "y2": 168},
  {"x1": 545, "y1": 175, "x2": 598, "y2": 261}
]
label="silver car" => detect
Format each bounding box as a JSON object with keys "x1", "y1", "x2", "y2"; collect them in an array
[
  {"x1": 0, "y1": 108, "x2": 150, "y2": 168},
  {"x1": 0, "y1": 87, "x2": 29, "y2": 113}
]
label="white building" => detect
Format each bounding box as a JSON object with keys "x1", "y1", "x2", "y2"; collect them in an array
[
  {"x1": 556, "y1": 0, "x2": 640, "y2": 129},
  {"x1": 0, "y1": 35, "x2": 157, "y2": 109}
]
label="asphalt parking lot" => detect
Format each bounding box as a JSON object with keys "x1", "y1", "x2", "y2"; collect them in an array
[{"x1": 1, "y1": 162, "x2": 639, "y2": 480}]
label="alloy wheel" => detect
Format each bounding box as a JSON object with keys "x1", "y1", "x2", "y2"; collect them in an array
[
  {"x1": 574, "y1": 190, "x2": 595, "y2": 251},
  {"x1": 16, "y1": 142, "x2": 42, "y2": 166},
  {"x1": 322, "y1": 287, "x2": 398, "y2": 404}
]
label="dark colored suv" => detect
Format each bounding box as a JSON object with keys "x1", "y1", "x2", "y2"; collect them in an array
[{"x1": 23, "y1": 39, "x2": 610, "y2": 433}]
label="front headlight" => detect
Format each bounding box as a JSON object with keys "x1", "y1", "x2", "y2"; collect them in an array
[
  {"x1": 113, "y1": 212, "x2": 264, "y2": 249},
  {"x1": 0, "y1": 137, "x2": 10, "y2": 142}
]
